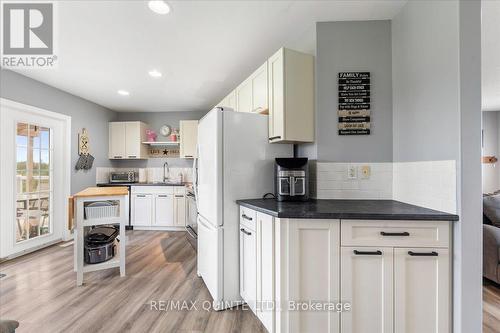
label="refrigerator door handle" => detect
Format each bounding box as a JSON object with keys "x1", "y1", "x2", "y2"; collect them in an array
[{"x1": 192, "y1": 145, "x2": 199, "y2": 207}]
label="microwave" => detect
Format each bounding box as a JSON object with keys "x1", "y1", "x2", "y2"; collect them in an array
[{"x1": 109, "y1": 171, "x2": 138, "y2": 183}]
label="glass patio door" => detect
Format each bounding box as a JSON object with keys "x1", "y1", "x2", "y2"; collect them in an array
[
  {"x1": 15, "y1": 123, "x2": 53, "y2": 243},
  {"x1": 0, "y1": 98, "x2": 70, "y2": 259}
]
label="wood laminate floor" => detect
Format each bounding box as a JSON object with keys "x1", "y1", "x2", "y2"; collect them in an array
[
  {"x1": 484, "y1": 281, "x2": 500, "y2": 333},
  {"x1": 0, "y1": 231, "x2": 266, "y2": 333}
]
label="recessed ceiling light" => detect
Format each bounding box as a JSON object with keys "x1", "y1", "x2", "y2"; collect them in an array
[
  {"x1": 117, "y1": 90, "x2": 130, "y2": 96},
  {"x1": 148, "y1": 1, "x2": 170, "y2": 15},
  {"x1": 148, "y1": 70, "x2": 162, "y2": 78}
]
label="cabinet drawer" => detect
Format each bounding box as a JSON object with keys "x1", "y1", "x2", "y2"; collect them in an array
[
  {"x1": 240, "y1": 206, "x2": 256, "y2": 231},
  {"x1": 341, "y1": 220, "x2": 450, "y2": 248}
]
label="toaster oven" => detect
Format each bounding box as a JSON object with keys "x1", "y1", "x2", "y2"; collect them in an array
[{"x1": 109, "y1": 171, "x2": 138, "y2": 183}]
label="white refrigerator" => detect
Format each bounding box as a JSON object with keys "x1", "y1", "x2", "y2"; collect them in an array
[{"x1": 193, "y1": 107, "x2": 292, "y2": 310}]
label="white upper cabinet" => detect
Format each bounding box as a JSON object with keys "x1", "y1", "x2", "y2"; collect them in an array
[
  {"x1": 216, "y1": 47, "x2": 314, "y2": 143},
  {"x1": 218, "y1": 91, "x2": 237, "y2": 110},
  {"x1": 179, "y1": 120, "x2": 198, "y2": 159},
  {"x1": 108, "y1": 122, "x2": 126, "y2": 159},
  {"x1": 268, "y1": 48, "x2": 314, "y2": 143},
  {"x1": 109, "y1": 121, "x2": 148, "y2": 159},
  {"x1": 236, "y1": 78, "x2": 253, "y2": 113}
]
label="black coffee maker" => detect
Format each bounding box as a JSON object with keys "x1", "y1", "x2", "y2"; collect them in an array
[{"x1": 275, "y1": 158, "x2": 309, "y2": 202}]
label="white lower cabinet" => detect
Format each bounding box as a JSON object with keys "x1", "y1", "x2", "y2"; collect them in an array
[
  {"x1": 131, "y1": 194, "x2": 153, "y2": 226},
  {"x1": 174, "y1": 194, "x2": 186, "y2": 226},
  {"x1": 341, "y1": 247, "x2": 393, "y2": 333},
  {"x1": 153, "y1": 194, "x2": 174, "y2": 226},
  {"x1": 394, "y1": 248, "x2": 450, "y2": 333},
  {"x1": 240, "y1": 218, "x2": 257, "y2": 312},
  {"x1": 256, "y1": 212, "x2": 275, "y2": 332},
  {"x1": 131, "y1": 186, "x2": 186, "y2": 228},
  {"x1": 238, "y1": 207, "x2": 452, "y2": 333}
]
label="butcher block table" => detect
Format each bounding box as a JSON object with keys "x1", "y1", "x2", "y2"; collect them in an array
[{"x1": 73, "y1": 187, "x2": 129, "y2": 286}]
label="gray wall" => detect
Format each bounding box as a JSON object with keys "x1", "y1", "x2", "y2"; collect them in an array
[
  {"x1": 298, "y1": 20, "x2": 393, "y2": 162},
  {"x1": 392, "y1": 1, "x2": 460, "y2": 162},
  {"x1": 115, "y1": 111, "x2": 207, "y2": 168},
  {"x1": 391, "y1": 1, "x2": 482, "y2": 332},
  {"x1": 0, "y1": 69, "x2": 117, "y2": 193}
]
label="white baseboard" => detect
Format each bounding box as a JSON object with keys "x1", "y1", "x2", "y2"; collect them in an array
[{"x1": 132, "y1": 226, "x2": 187, "y2": 232}]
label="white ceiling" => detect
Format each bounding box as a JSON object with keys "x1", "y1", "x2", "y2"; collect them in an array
[
  {"x1": 10, "y1": 0, "x2": 407, "y2": 112},
  {"x1": 482, "y1": 0, "x2": 500, "y2": 112}
]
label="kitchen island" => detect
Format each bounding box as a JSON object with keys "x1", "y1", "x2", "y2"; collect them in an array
[{"x1": 236, "y1": 198, "x2": 458, "y2": 333}]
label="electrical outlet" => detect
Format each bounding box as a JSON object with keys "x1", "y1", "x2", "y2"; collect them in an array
[
  {"x1": 361, "y1": 165, "x2": 371, "y2": 179},
  {"x1": 347, "y1": 165, "x2": 357, "y2": 179}
]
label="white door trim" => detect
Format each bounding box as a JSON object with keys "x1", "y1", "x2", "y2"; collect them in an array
[{"x1": 0, "y1": 98, "x2": 72, "y2": 259}]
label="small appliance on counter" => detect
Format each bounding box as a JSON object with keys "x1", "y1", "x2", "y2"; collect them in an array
[
  {"x1": 84, "y1": 225, "x2": 119, "y2": 264},
  {"x1": 275, "y1": 157, "x2": 309, "y2": 201},
  {"x1": 109, "y1": 171, "x2": 138, "y2": 183}
]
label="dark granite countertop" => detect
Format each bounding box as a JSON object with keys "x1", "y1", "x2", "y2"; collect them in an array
[{"x1": 236, "y1": 199, "x2": 459, "y2": 221}]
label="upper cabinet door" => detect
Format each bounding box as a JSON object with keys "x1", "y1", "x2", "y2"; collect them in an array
[
  {"x1": 341, "y1": 247, "x2": 394, "y2": 333},
  {"x1": 394, "y1": 248, "x2": 450, "y2": 333},
  {"x1": 125, "y1": 122, "x2": 141, "y2": 159},
  {"x1": 226, "y1": 91, "x2": 237, "y2": 110},
  {"x1": 268, "y1": 48, "x2": 314, "y2": 143},
  {"x1": 109, "y1": 122, "x2": 126, "y2": 159},
  {"x1": 180, "y1": 120, "x2": 198, "y2": 159},
  {"x1": 268, "y1": 49, "x2": 285, "y2": 142},
  {"x1": 251, "y1": 62, "x2": 268, "y2": 113},
  {"x1": 236, "y1": 78, "x2": 253, "y2": 113}
]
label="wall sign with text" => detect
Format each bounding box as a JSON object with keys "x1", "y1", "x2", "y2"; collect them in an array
[{"x1": 338, "y1": 72, "x2": 371, "y2": 135}]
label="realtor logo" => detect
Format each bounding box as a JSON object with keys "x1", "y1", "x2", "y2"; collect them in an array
[{"x1": 1, "y1": 2, "x2": 57, "y2": 68}]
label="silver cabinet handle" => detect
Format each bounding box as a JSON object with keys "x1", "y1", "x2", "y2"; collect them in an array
[
  {"x1": 175, "y1": 195, "x2": 184, "y2": 198},
  {"x1": 136, "y1": 194, "x2": 146, "y2": 198},
  {"x1": 241, "y1": 214, "x2": 253, "y2": 221},
  {"x1": 157, "y1": 195, "x2": 168, "y2": 198},
  {"x1": 113, "y1": 156, "x2": 122, "y2": 159},
  {"x1": 128, "y1": 155, "x2": 137, "y2": 158}
]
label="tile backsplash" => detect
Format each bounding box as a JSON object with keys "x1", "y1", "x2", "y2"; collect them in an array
[
  {"x1": 393, "y1": 160, "x2": 457, "y2": 214},
  {"x1": 311, "y1": 162, "x2": 393, "y2": 199},
  {"x1": 96, "y1": 167, "x2": 193, "y2": 184},
  {"x1": 310, "y1": 160, "x2": 457, "y2": 214}
]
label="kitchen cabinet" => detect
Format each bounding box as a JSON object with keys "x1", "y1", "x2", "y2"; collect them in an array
[
  {"x1": 256, "y1": 212, "x2": 275, "y2": 332},
  {"x1": 131, "y1": 194, "x2": 153, "y2": 226},
  {"x1": 153, "y1": 194, "x2": 174, "y2": 226},
  {"x1": 236, "y1": 62, "x2": 268, "y2": 113},
  {"x1": 237, "y1": 204, "x2": 453, "y2": 333},
  {"x1": 179, "y1": 120, "x2": 198, "y2": 159},
  {"x1": 218, "y1": 91, "x2": 237, "y2": 110},
  {"x1": 109, "y1": 121, "x2": 148, "y2": 159},
  {"x1": 131, "y1": 186, "x2": 186, "y2": 229},
  {"x1": 236, "y1": 78, "x2": 253, "y2": 113},
  {"x1": 341, "y1": 247, "x2": 393, "y2": 333},
  {"x1": 394, "y1": 248, "x2": 450, "y2": 333},
  {"x1": 268, "y1": 48, "x2": 314, "y2": 143},
  {"x1": 340, "y1": 220, "x2": 451, "y2": 333},
  {"x1": 240, "y1": 215, "x2": 257, "y2": 313},
  {"x1": 174, "y1": 193, "x2": 186, "y2": 226}
]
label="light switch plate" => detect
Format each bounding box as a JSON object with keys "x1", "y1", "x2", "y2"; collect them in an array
[
  {"x1": 348, "y1": 165, "x2": 357, "y2": 179},
  {"x1": 361, "y1": 165, "x2": 371, "y2": 179}
]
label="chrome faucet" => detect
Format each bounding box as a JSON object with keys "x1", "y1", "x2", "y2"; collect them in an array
[{"x1": 163, "y1": 161, "x2": 170, "y2": 183}]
